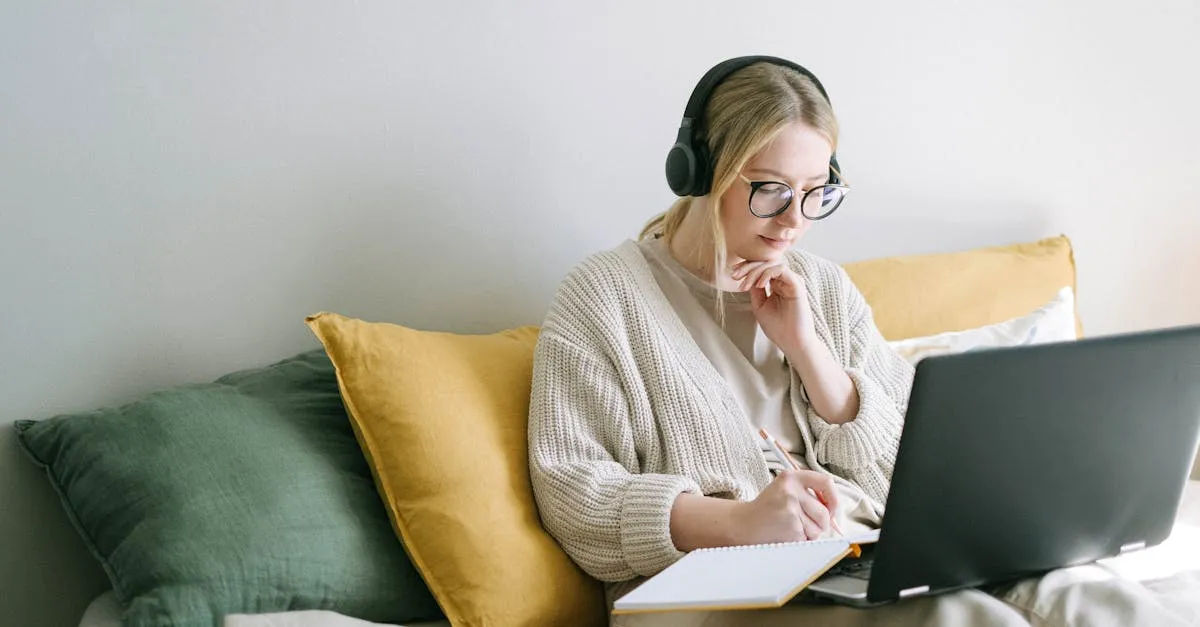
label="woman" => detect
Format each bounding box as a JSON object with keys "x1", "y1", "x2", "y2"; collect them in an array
[{"x1": 527, "y1": 57, "x2": 1194, "y2": 627}]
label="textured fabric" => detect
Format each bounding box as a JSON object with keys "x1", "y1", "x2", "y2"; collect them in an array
[
  {"x1": 842, "y1": 235, "x2": 1081, "y2": 341},
  {"x1": 636, "y1": 236, "x2": 881, "y2": 537},
  {"x1": 888, "y1": 287, "x2": 1078, "y2": 365},
  {"x1": 609, "y1": 572, "x2": 1200, "y2": 627},
  {"x1": 305, "y1": 313, "x2": 607, "y2": 627},
  {"x1": 527, "y1": 239, "x2": 915, "y2": 586},
  {"x1": 16, "y1": 350, "x2": 443, "y2": 627}
]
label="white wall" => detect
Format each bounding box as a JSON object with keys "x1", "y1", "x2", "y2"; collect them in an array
[{"x1": 3, "y1": 2, "x2": 1198, "y2": 625}]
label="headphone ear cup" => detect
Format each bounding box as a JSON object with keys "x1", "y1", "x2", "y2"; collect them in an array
[{"x1": 665, "y1": 142, "x2": 698, "y2": 197}]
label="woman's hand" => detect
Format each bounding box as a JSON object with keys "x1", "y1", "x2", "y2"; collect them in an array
[
  {"x1": 732, "y1": 469, "x2": 839, "y2": 544},
  {"x1": 732, "y1": 259, "x2": 816, "y2": 355}
]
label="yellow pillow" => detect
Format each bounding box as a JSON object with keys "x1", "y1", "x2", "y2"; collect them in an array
[
  {"x1": 842, "y1": 235, "x2": 1082, "y2": 341},
  {"x1": 306, "y1": 313, "x2": 606, "y2": 627}
]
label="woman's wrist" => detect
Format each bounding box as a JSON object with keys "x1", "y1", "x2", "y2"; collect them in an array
[
  {"x1": 782, "y1": 327, "x2": 821, "y2": 368},
  {"x1": 669, "y1": 493, "x2": 746, "y2": 551},
  {"x1": 785, "y1": 333, "x2": 860, "y2": 425}
]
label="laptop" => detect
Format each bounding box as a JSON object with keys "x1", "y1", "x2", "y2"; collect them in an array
[{"x1": 805, "y1": 323, "x2": 1200, "y2": 607}]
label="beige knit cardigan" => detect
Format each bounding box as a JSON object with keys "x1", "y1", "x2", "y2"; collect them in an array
[{"x1": 528, "y1": 240, "x2": 915, "y2": 582}]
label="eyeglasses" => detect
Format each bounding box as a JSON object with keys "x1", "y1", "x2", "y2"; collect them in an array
[{"x1": 737, "y1": 171, "x2": 850, "y2": 220}]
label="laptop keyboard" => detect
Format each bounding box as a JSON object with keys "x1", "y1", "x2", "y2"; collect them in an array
[{"x1": 826, "y1": 555, "x2": 874, "y2": 581}]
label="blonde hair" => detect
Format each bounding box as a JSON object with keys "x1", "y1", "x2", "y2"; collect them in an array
[{"x1": 639, "y1": 62, "x2": 840, "y2": 284}]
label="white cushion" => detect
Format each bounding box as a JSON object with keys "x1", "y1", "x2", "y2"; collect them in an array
[
  {"x1": 78, "y1": 590, "x2": 453, "y2": 627},
  {"x1": 78, "y1": 591, "x2": 119, "y2": 627},
  {"x1": 887, "y1": 287, "x2": 1077, "y2": 365}
]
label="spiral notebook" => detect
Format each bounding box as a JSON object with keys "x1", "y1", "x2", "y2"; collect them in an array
[{"x1": 612, "y1": 530, "x2": 879, "y2": 614}]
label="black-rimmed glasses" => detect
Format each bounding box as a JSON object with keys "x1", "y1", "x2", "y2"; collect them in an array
[{"x1": 738, "y1": 172, "x2": 850, "y2": 220}]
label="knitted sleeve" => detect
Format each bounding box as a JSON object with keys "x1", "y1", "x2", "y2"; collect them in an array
[
  {"x1": 802, "y1": 263, "x2": 915, "y2": 505},
  {"x1": 527, "y1": 272, "x2": 701, "y2": 582}
]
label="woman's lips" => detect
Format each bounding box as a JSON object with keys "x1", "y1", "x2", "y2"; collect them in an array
[{"x1": 760, "y1": 235, "x2": 792, "y2": 249}]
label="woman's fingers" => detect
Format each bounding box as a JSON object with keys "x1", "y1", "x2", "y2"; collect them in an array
[
  {"x1": 733, "y1": 261, "x2": 807, "y2": 301},
  {"x1": 731, "y1": 260, "x2": 764, "y2": 278},
  {"x1": 741, "y1": 264, "x2": 772, "y2": 292},
  {"x1": 798, "y1": 510, "x2": 824, "y2": 540},
  {"x1": 802, "y1": 474, "x2": 839, "y2": 513},
  {"x1": 757, "y1": 265, "x2": 783, "y2": 290},
  {"x1": 798, "y1": 493, "x2": 832, "y2": 535},
  {"x1": 775, "y1": 268, "x2": 803, "y2": 291},
  {"x1": 732, "y1": 261, "x2": 760, "y2": 290},
  {"x1": 763, "y1": 266, "x2": 799, "y2": 298},
  {"x1": 736, "y1": 261, "x2": 785, "y2": 292}
]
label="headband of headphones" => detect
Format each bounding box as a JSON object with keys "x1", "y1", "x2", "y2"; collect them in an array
[{"x1": 665, "y1": 55, "x2": 841, "y2": 197}]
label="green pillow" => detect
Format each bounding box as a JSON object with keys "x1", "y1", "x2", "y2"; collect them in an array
[{"x1": 15, "y1": 349, "x2": 443, "y2": 626}]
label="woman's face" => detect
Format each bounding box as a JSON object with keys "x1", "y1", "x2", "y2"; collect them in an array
[{"x1": 719, "y1": 121, "x2": 833, "y2": 264}]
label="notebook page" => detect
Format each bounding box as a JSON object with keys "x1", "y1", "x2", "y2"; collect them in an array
[{"x1": 613, "y1": 539, "x2": 852, "y2": 613}]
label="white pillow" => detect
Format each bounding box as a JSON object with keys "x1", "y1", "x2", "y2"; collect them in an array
[{"x1": 887, "y1": 287, "x2": 1077, "y2": 365}]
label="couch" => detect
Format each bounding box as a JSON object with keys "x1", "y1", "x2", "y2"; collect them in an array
[{"x1": 13, "y1": 235, "x2": 1200, "y2": 627}]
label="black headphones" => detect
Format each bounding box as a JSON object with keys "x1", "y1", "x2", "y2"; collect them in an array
[{"x1": 664, "y1": 55, "x2": 842, "y2": 197}]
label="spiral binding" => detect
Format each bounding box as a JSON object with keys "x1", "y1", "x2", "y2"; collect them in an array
[{"x1": 694, "y1": 537, "x2": 849, "y2": 553}]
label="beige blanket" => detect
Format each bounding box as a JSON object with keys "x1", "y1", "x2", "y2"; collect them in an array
[{"x1": 222, "y1": 482, "x2": 1200, "y2": 627}]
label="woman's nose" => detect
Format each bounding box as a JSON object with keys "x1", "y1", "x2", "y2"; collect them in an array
[{"x1": 775, "y1": 204, "x2": 807, "y2": 228}]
